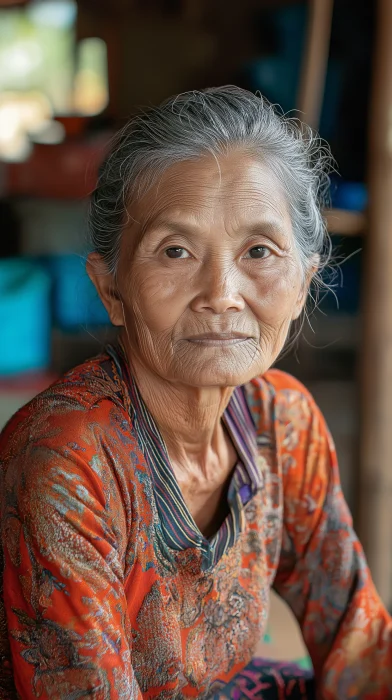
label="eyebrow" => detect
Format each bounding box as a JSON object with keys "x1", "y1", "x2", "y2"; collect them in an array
[
  {"x1": 142, "y1": 216, "x2": 289, "y2": 240},
  {"x1": 143, "y1": 220, "x2": 196, "y2": 237},
  {"x1": 243, "y1": 220, "x2": 289, "y2": 237}
]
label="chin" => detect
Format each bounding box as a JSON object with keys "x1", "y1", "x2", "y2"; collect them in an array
[{"x1": 172, "y1": 360, "x2": 263, "y2": 388}]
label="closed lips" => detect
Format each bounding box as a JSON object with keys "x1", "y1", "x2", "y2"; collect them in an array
[{"x1": 186, "y1": 333, "x2": 251, "y2": 343}]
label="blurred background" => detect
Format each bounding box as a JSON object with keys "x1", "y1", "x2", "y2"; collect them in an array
[{"x1": 0, "y1": 0, "x2": 391, "y2": 660}]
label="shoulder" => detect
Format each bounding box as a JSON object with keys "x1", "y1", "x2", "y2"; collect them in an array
[
  {"x1": 244, "y1": 369, "x2": 335, "y2": 475},
  {"x1": 0, "y1": 354, "x2": 143, "y2": 546},
  {"x1": 261, "y1": 368, "x2": 313, "y2": 397},
  {"x1": 245, "y1": 371, "x2": 336, "y2": 503},
  {"x1": 2, "y1": 351, "x2": 128, "y2": 432},
  {"x1": 39, "y1": 350, "x2": 129, "y2": 413},
  {"x1": 250, "y1": 368, "x2": 315, "y2": 402},
  {"x1": 244, "y1": 368, "x2": 320, "y2": 433},
  {"x1": 0, "y1": 352, "x2": 136, "y2": 481}
]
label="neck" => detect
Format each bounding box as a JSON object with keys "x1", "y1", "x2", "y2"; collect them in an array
[{"x1": 122, "y1": 346, "x2": 234, "y2": 468}]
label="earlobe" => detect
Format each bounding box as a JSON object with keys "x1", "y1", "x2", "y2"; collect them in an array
[
  {"x1": 292, "y1": 258, "x2": 318, "y2": 320},
  {"x1": 290, "y1": 279, "x2": 308, "y2": 320},
  {"x1": 108, "y1": 289, "x2": 125, "y2": 327},
  {"x1": 292, "y1": 290, "x2": 307, "y2": 321},
  {"x1": 86, "y1": 252, "x2": 124, "y2": 327}
]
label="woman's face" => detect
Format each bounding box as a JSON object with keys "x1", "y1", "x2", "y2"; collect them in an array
[{"x1": 105, "y1": 151, "x2": 309, "y2": 387}]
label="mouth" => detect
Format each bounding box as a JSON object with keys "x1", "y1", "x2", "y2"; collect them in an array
[{"x1": 186, "y1": 333, "x2": 251, "y2": 346}]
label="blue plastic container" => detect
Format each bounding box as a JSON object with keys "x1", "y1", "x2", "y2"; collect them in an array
[
  {"x1": 330, "y1": 180, "x2": 368, "y2": 212},
  {"x1": 0, "y1": 259, "x2": 51, "y2": 375},
  {"x1": 43, "y1": 254, "x2": 109, "y2": 329}
]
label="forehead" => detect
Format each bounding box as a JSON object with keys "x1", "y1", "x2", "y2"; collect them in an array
[{"x1": 129, "y1": 150, "x2": 291, "y2": 230}]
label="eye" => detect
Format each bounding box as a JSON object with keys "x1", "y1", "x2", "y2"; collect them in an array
[
  {"x1": 165, "y1": 247, "x2": 190, "y2": 259},
  {"x1": 245, "y1": 246, "x2": 271, "y2": 259}
]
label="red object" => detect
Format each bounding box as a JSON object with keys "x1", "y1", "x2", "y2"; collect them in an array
[
  {"x1": 55, "y1": 115, "x2": 91, "y2": 138},
  {"x1": 0, "y1": 0, "x2": 27, "y2": 5},
  {"x1": 5, "y1": 135, "x2": 111, "y2": 199}
]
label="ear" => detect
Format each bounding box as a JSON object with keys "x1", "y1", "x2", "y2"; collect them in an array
[
  {"x1": 292, "y1": 256, "x2": 319, "y2": 321},
  {"x1": 86, "y1": 252, "x2": 124, "y2": 326}
]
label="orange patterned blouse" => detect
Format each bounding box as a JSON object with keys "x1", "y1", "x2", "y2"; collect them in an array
[{"x1": 0, "y1": 346, "x2": 391, "y2": 699}]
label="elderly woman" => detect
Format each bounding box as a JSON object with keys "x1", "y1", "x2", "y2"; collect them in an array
[{"x1": 0, "y1": 87, "x2": 391, "y2": 700}]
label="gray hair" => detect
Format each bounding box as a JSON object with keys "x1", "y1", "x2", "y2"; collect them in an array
[{"x1": 89, "y1": 86, "x2": 333, "y2": 292}]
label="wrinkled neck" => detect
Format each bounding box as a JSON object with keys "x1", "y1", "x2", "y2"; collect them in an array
[{"x1": 126, "y1": 351, "x2": 234, "y2": 469}]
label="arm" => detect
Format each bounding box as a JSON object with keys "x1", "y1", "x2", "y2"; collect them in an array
[
  {"x1": 1, "y1": 411, "x2": 143, "y2": 700},
  {"x1": 272, "y1": 383, "x2": 392, "y2": 699}
]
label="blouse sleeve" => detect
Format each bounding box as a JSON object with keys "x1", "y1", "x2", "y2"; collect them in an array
[
  {"x1": 271, "y1": 379, "x2": 392, "y2": 699},
  {"x1": 1, "y1": 407, "x2": 143, "y2": 700}
]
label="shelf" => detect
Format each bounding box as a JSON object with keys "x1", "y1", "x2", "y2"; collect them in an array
[
  {"x1": 4, "y1": 135, "x2": 110, "y2": 200},
  {"x1": 325, "y1": 208, "x2": 366, "y2": 236},
  {"x1": 301, "y1": 312, "x2": 359, "y2": 348}
]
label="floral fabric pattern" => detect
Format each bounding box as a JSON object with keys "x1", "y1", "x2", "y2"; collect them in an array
[
  {"x1": 0, "y1": 350, "x2": 391, "y2": 698},
  {"x1": 211, "y1": 658, "x2": 315, "y2": 699}
]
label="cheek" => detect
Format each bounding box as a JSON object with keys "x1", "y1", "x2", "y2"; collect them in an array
[
  {"x1": 127, "y1": 265, "x2": 191, "y2": 334},
  {"x1": 248, "y1": 263, "x2": 303, "y2": 325}
]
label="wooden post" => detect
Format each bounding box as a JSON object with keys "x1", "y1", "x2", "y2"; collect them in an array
[
  {"x1": 358, "y1": 0, "x2": 392, "y2": 609},
  {"x1": 297, "y1": 0, "x2": 334, "y2": 130}
]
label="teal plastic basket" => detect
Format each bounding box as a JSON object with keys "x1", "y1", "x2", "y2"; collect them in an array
[
  {"x1": 0, "y1": 258, "x2": 51, "y2": 375},
  {"x1": 42, "y1": 254, "x2": 109, "y2": 329}
]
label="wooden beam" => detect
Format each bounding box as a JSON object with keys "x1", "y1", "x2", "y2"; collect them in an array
[
  {"x1": 325, "y1": 208, "x2": 366, "y2": 236},
  {"x1": 0, "y1": 0, "x2": 27, "y2": 5},
  {"x1": 358, "y1": 0, "x2": 392, "y2": 609},
  {"x1": 297, "y1": 0, "x2": 334, "y2": 130}
]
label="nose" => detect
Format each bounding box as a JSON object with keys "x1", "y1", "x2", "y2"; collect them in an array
[{"x1": 190, "y1": 259, "x2": 245, "y2": 314}]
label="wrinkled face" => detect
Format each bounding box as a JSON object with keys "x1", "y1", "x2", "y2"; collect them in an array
[{"x1": 112, "y1": 151, "x2": 309, "y2": 387}]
